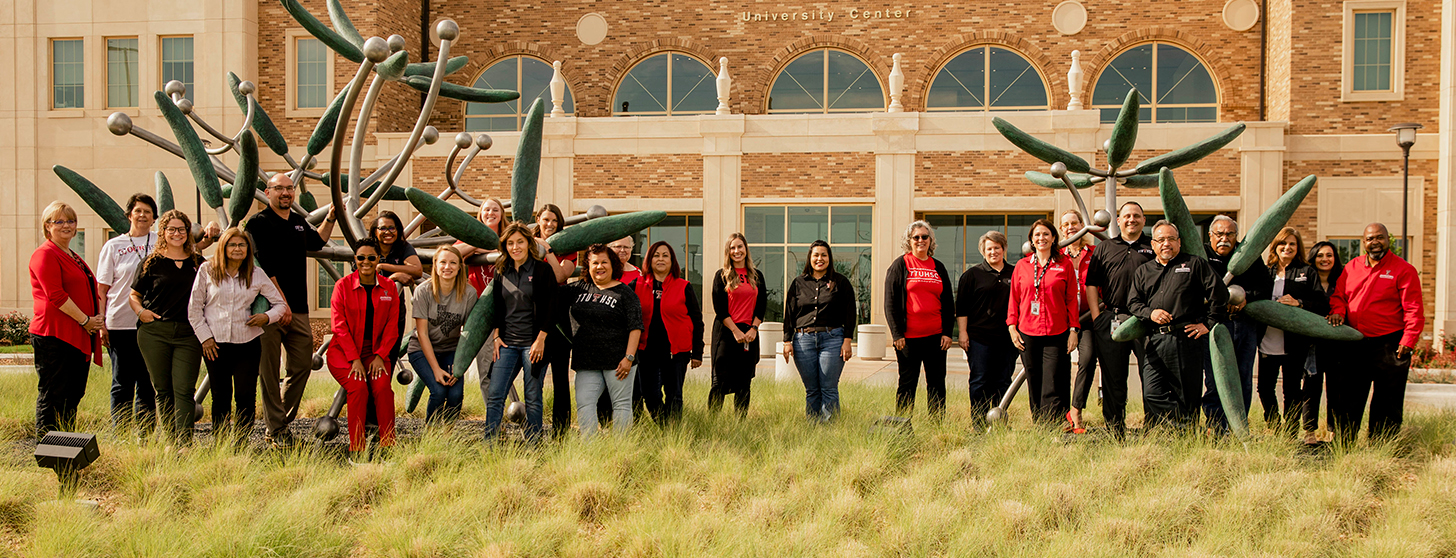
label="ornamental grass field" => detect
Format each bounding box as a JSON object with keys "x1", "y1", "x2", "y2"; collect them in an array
[{"x1": 0, "y1": 365, "x2": 1454, "y2": 557}]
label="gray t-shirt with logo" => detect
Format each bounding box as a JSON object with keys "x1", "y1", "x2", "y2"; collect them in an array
[{"x1": 408, "y1": 284, "x2": 477, "y2": 354}]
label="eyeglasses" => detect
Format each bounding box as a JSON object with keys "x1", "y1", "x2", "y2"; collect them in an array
[
  {"x1": 164, "y1": 226, "x2": 189, "y2": 234},
  {"x1": 270, "y1": 185, "x2": 296, "y2": 192},
  {"x1": 911, "y1": 235, "x2": 930, "y2": 241},
  {"x1": 355, "y1": 254, "x2": 378, "y2": 262},
  {"x1": 1152, "y1": 236, "x2": 1180, "y2": 244},
  {"x1": 225, "y1": 242, "x2": 249, "y2": 249},
  {"x1": 47, "y1": 219, "x2": 77, "y2": 226}
]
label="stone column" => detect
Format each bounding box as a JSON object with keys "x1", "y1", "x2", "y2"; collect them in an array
[
  {"x1": 1434, "y1": 0, "x2": 1456, "y2": 342},
  {"x1": 871, "y1": 112, "x2": 919, "y2": 326},
  {"x1": 701, "y1": 114, "x2": 745, "y2": 319},
  {"x1": 1238, "y1": 121, "x2": 1288, "y2": 221},
  {"x1": 0, "y1": 0, "x2": 39, "y2": 311},
  {"x1": 540, "y1": 118, "x2": 577, "y2": 211}
]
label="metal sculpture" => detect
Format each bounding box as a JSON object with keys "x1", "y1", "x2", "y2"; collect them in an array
[
  {"x1": 987, "y1": 89, "x2": 1362, "y2": 437},
  {"x1": 55, "y1": 4, "x2": 667, "y2": 442}
]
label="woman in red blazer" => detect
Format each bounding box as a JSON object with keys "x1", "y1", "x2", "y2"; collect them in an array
[
  {"x1": 1007, "y1": 219, "x2": 1081, "y2": 426},
  {"x1": 326, "y1": 239, "x2": 401, "y2": 457},
  {"x1": 29, "y1": 201, "x2": 104, "y2": 436}
]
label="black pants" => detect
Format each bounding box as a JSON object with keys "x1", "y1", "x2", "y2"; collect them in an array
[
  {"x1": 1257, "y1": 352, "x2": 1304, "y2": 432},
  {"x1": 1021, "y1": 332, "x2": 1071, "y2": 424},
  {"x1": 1092, "y1": 312, "x2": 1145, "y2": 433},
  {"x1": 1328, "y1": 332, "x2": 1409, "y2": 446},
  {"x1": 640, "y1": 351, "x2": 690, "y2": 425},
  {"x1": 107, "y1": 328, "x2": 155, "y2": 428},
  {"x1": 1142, "y1": 330, "x2": 1204, "y2": 431},
  {"x1": 894, "y1": 335, "x2": 947, "y2": 418},
  {"x1": 707, "y1": 385, "x2": 751, "y2": 416},
  {"x1": 708, "y1": 322, "x2": 758, "y2": 417},
  {"x1": 543, "y1": 330, "x2": 572, "y2": 437},
  {"x1": 32, "y1": 334, "x2": 91, "y2": 437},
  {"x1": 1071, "y1": 313, "x2": 1098, "y2": 409},
  {"x1": 206, "y1": 339, "x2": 261, "y2": 439}
]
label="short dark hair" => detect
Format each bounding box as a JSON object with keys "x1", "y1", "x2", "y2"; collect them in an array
[
  {"x1": 584, "y1": 243, "x2": 623, "y2": 281},
  {"x1": 645, "y1": 241, "x2": 681, "y2": 280},
  {"x1": 355, "y1": 238, "x2": 381, "y2": 253},
  {"x1": 1118, "y1": 201, "x2": 1144, "y2": 215},
  {"x1": 125, "y1": 193, "x2": 158, "y2": 217}
]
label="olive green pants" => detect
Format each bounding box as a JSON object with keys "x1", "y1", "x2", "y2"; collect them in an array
[{"x1": 137, "y1": 320, "x2": 203, "y2": 443}]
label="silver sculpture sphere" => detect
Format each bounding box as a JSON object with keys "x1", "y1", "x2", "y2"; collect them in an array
[
  {"x1": 194, "y1": 402, "x2": 205, "y2": 423},
  {"x1": 1022, "y1": 241, "x2": 1033, "y2": 257},
  {"x1": 436, "y1": 19, "x2": 460, "y2": 41},
  {"x1": 586, "y1": 205, "x2": 609, "y2": 219},
  {"x1": 422, "y1": 126, "x2": 440, "y2": 145},
  {"x1": 396, "y1": 367, "x2": 414, "y2": 385},
  {"x1": 1103, "y1": 139, "x2": 1111, "y2": 153},
  {"x1": 315, "y1": 416, "x2": 339, "y2": 441},
  {"x1": 987, "y1": 407, "x2": 1005, "y2": 423},
  {"x1": 177, "y1": 98, "x2": 194, "y2": 115},
  {"x1": 387, "y1": 34, "x2": 407, "y2": 52},
  {"x1": 506, "y1": 401, "x2": 526, "y2": 423},
  {"x1": 106, "y1": 112, "x2": 133, "y2": 136},
  {"x1": 305, "y1": 158, "x2": 318, "y2": 170},
  {"x1": 455, "y1": 132, "x2": 474, "y2": 149},
  {"x1": 237, "y1": 80, "x2": 256, "y2": 96},
  {"x1": 362, "y1": 37, "x2": 390, "y2": 63},
  {"x1": 1093, "y1": 209, "x2": 1113, "y2": 228},
  {"x1": 1050, "y1": 161, "x2": 1068, "y2": 179},
  {"x1": 475, "y1": 133, "x2": 493, "y2": 150},
  {"x1": 1227, "y1": 284, "x2": 1247, "y2": 307},
  {"x1": 164, "y1": 80, "x2": 187, "y2": 98}
]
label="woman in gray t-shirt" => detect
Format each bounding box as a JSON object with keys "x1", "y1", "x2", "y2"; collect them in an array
[{"x1": 406, "y1": 246, "x2": 476, "y2": 423}]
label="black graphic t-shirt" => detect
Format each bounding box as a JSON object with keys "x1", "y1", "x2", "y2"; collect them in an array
[{"x1": 564, "y1": 281, "x2": 643, "y2": 371}]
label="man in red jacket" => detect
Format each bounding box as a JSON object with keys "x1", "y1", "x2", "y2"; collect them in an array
[{"x1": 1326, "y1": 223, "x2": 1424, "y2": 445}]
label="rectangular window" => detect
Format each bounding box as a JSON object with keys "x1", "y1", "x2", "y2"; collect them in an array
[
  {"x1": 1329, "y1": 237, "x2": 1405, "y2": 262},
  {"x1": 317, "y1": 239, "x2": 348, "y2": 308},
  {"x1": 744, "y1": 206, "x2": 873, "y2": 325},
  {"x1": 160, "y1": 36, "x2": 194, "y2": 102},
  {"x1": 631, "y1": 214, "x2": 705, "y2": 303},
  {"x1": 1352, "y1": 12, "x2": 1393, "y2": 91},
  {"x1": 52, "y1": 39, "x2": 84, "y2": 109},
  {"x1": 106, "y1": 37, "x2": 140, "y2": 108},
  {"x1": 296, "y1": 38, "x2": 328, "y2": 109}
]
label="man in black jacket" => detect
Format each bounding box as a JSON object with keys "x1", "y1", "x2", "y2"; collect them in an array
[
  {"x1": 1085, "y1": 201, "x2": 1155, "y2": 437},
  {"x1": 1201, "y1": 215, "x2": 1271, "y2": 433},
  {"x1": 1130, "y1": 221, "x2": 1228, "y2": 430}
]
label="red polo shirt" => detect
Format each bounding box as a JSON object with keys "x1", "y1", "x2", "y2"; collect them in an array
[{"x1": 1328, "y1": 252, "x2": 1424, "y2": 347}]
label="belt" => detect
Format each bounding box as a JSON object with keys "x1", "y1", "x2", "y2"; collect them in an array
[
  {"x1": 796, "y1": 326, "x2": 834, "y2": 333},
  {"x1": 1154, "y1": 322, "x2": 1194, "y2": 335}
]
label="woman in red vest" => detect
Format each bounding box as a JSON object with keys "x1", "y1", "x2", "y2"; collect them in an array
[
  {"x1": 29, "y1": 201, "x2": 103, "y2": 436},
  {"x1": 1007, "y1": 219, "x2": 1081, "y2": 426},
  {"x1": 326, "y1": 239, "x2": 401, "y2": 459},
  {"x1": 633, "y1": 241, "x2": 704, "y2": 425}
]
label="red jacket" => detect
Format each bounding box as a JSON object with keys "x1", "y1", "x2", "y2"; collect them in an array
[
  {"x1": 634, "y1": 275, "x2": 695, "y2": 354},
  {"x1": 1061, "y1": 243, "x2": 1095, "y2": 314},
  {"x1": 1328, "y1": 253, "x2": 1424, "y2": 348},
  {"x1": 1006, "y1": 254, "x2": 1080, "y2": 336},
  {"x1": 29, "y1": 240, "x2": 102, "y2": 364},
  {"x1": 326, "y1": 272, "x2": 401, "y2": 370}
]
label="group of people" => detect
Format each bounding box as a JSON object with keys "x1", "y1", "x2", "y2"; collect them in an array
[
  {"x1": 28, "y1": 179, "x2": 1426, "y2": 453},
  {"x1": 882, "y1": 202, "x2": 1424, "y2": 445}
]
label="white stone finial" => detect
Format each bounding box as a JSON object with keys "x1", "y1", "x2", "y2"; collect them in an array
[
  {"x1": 550, "y1": 60, "x2": 566, "y2": 117},
  {"x1": 1067, "y1": 50, "x2": 1084, "y2": 110},
  {"x1": 716, "y1": 57, "x2": 732, "y2": 115},
  {"x1": 888, "y1": 53, "x2": 905, "y2": 113}
]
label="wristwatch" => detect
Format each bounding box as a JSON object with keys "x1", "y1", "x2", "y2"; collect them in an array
[{"x1": 625, "y1": 354, "x2": 636, "y2": 363}]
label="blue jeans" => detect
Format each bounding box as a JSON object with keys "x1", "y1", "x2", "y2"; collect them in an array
[
  {"x1": 408, "y1": 350, "x2": 461, "y2": 423},
  {"x1": 483, "y1": 346, "x2": 546, "y2": 441},
  {"x1": 792, "y1": 328, "x2": 847, "y2": 419},
  {"x1": 1203, "y1": 315, "x2": 1258, "y2": 433},
  {"x1": 575, "y1": 366, "x2": 637, "y2": 439},
  {"x1": 967, "y1": 337, "x2": 1018, "y2": 421}
]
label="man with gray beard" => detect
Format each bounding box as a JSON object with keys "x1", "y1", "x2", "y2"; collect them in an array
[{"x1": 1201, "y1": 215, "x2": 1270, "y2": 434}]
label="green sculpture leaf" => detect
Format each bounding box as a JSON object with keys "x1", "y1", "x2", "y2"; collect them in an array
[
  {"x1": 1025, "y1": 171, "x2": 1096, "y2": 189},
  {"x1": 278, "y1": 0, "x2": 363, "y2": 63},
  {"x1": 1157, "y1": 168, "x2": 1205, "y2": 259},
  {"x1": 545, "y1": 211, "x2": 668, "y2": 256},
  {"x1": 227, "y1": 72, "x2": 289, "y2": 156},
  {"x1": 1228, "y1": 175, "x2": 1317, "y2": 276},
  {"x1": 512, "y1": 99, "x2": 545, "y2": 223},
  {"x1": 229, "y1": 131, "x2": 259, "y2": 226},
  {"x1": 1107, "y1": 89, "x2": 1140, "y2": 170},
  {"x1": 1121, "y1": 175, "x2": 1159, "y2": 189},
  {"x1": 1208, "y1": 324, "x2": 1249, "y2": 438},
  {"x1": 399, "y1": 76, "x2": 520, "y2": 103},
  {"x1": 376, "y1": 50, "x2": 410, "y2": 81},
  {"x1": 1111, "y1": 315, "x2": 1150, "y2": 342},
  {"x1": 405, "y1": 187, "x2": 498, "y2": 250},
  {"x1": 155, "y1": 171, "x2": 175, "y2": 214},
  {"x1": 1242, "y1": 300, "x2": 1364, "y2": 342},
  {"x1": 306, "y1": 84, "x2": 352, "y2": 157},
  {"x1": 325, "y1": 0, "x2": 364, "y2": 48},
  {"x1": 1134, "y1": 123, "x2": 1246, "y2": 175},
  {"x1": 403, "y1": 56, "x2": 470, "y2": 78},
  {"x1": 992, "y1": 117, "x2": 1092, "y2": 173},
  {"x1": 53, "y1": 165, "x2": 130, "y2": 233},
  {"x1": 155, "y1": 91, "x2": 224, "y2": 209}
]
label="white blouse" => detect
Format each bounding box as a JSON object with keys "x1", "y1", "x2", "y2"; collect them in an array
[{"x1": 188, "y1": 260, "x2": 287, "y2": 344}]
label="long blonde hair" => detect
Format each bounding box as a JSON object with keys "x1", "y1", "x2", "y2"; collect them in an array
[
  {"x1": 209, "y1": 227, "x2": 256, "y2": 286},
  {"x1": 140, "y1": 209, "x2": 202, "y2": 277},
  {"x1": 719, "y1": 232, "x2": 759, "y2": 292},
  {"x1": 430, "y1": 245, "x2": 470, "y2": 303}
]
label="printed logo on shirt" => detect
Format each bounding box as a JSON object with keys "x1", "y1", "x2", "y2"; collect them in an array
[
  {"x1": 1379, "y1": 272, "x2": 1395, "y2": 280},
  {"x1": 907, "y1": 268, "x2": 941, "y2": 283},
  {"x1": 380, "y1": 295, "x2": 393, "y2": 302},
  {"x1": 1051, "y1": 266, "x2": 1064, "y2": 272},
  {"x1": 575, "y1": 291, "x2": 619, "y2": 308},
  {"x1": 1175, "y1": 263, "x2": 1192, "y2": 273},
  {"x1": 295, "y1": 225, "x2": 308, "y2": 232},
  {"x1": 1294, "y1": 275, "x2": 1308, "y2": 282}
]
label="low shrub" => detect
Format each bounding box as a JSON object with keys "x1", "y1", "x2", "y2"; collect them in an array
[{"x1": 0, "y1": 312, "x2": 30, "y2": 346}]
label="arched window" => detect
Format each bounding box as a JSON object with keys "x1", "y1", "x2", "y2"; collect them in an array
[
  {"x1": 612, "y1": 53, "x2": 718, "y2": 116},
  {"x1": 927, "y1": 46, "x2": 1049, "y2": 111},
  {"x1": 1091, "y1": 42, "x2": 1218, "y2": 123},
  {"x1": 465, "y1": 56, "x2": 573, "y2": 132},
  {"x1": 768, "y1": 49, "x2": 883, "y2": 113}
]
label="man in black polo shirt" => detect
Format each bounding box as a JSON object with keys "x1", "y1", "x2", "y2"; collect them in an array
[
  {"x1": 1085, "y1": 201, "x2": 1155, "y2": 437},
  {"x1": 1129, "y1": 221, "x2": 1227, "y2": 430},
  {"x1": 1201, "y1": 215, "x2": 1270, "y2": 434},
  {"x1": 245, "y1": 173, "x2": 335, "y2": 445}
]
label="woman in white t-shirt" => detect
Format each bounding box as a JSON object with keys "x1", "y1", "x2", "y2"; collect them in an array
[{"x1": 95, "y1": 193, "x2": 160, "y2": 430}]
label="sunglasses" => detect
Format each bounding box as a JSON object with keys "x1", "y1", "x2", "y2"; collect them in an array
[
  {"x1": 355, "y1": 254, "x2": 378, "y2": 262},
  {"x1": 911, "y1": 234, "x2": 930, "y2": 241}
]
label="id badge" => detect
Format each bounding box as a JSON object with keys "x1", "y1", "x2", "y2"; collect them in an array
[
  {"x1": 1111, "y1": 315, "x2": 1124, "y2": 331},
  {"x1": 1030, "y1": 301, "x2": 1041, "y2": 316}
]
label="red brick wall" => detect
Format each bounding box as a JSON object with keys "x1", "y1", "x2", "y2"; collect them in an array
[
  {"x1": 1098, "y1": 149, "x2": 1242, "y2": 197},
  {"x1": 742, "y1": 153, "x2": 874, "y2": 197},
  {"x1": 413, "y1": 155, "x2": 516, "y2": 203},
  {"x1": 574, "y1": 155, "x2": 704, "y2": 198},
  {"x1": 915, "y1": 151, "x2": 1062, "y2": 196}
]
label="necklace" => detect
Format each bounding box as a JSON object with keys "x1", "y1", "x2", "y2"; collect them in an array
[{"x1": 128, "y1": 232, "x2": 152, "y2": 263}]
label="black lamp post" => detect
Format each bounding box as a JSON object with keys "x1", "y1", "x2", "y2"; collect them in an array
[{"x1": 1389, "y1": 123, "x2": 1422, "y2": 257}]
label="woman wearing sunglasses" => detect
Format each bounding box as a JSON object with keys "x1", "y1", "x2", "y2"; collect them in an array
[
  {"x1": 326, "y1": 239, "x2": 402, "y2": 459},
  {"x1": 884, "y1": 220, "x2": 955, "y2": 420}
]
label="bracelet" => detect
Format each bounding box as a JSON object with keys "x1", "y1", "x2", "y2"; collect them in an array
[{"x1": 78, "y1": 316, "x2": 89, "y2": 327}]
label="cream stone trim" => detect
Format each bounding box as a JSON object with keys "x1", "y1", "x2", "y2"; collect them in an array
[
  {"x1": 1340, "y1": 0, "x2": 1406, "y2": 102},
  {"x1": 1316, "y1": 176, "x2": 1424, "y2": 267},
  {"x1": 285, "y1": 28, "x2": 333, "y2": 118}
]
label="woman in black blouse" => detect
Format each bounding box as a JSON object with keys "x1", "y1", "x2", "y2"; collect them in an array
[
  {"x1": 1305, "y1": 240, "x2": 1344, "y2": 445},
  {"x1": 710, "y1": 233, "x2": 767, "y2": 417},
  {"x1": 955, "y1": 231, "x2": 1017, "y2": 428},
  {"x1": 130, "y1": 209, "x2": 206, "y2": 442},
  {"x1": 782, "y1": 240, "x2": 856, "y2": 421}
]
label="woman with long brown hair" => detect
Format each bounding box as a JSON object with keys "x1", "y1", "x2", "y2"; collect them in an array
[
  {"x1": 482, "y1": 222, "x2": 558, "y2": 441},
  {"x1": 130, "y1": 209, "x2": 206, "y2": 442},
  {"x1": 534, "y1": 203, "x2": 577, "y2": 437},
  {"x1": 1257, "y1": 227, "x2": 1326, "y2": 435},
  {"x1": 709, "y1": 233, "x2": 766, "y2": 416},
  {"x1": 634, "y1": 241, "x2": 704, "y2": 425},
  {"x1": 187, "y1": 228, "x2": 286, "y2": 441}
]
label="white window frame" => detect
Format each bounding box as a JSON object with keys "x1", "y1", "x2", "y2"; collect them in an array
[
  {"x1": 1341, "y1": 0, "x2": 1406, "y2": 102},
  {"x1": 286, "y1": 29, "x2": 334, "y2": 118}
]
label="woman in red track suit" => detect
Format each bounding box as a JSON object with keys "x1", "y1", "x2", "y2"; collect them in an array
[
  {"x1": 1007, "y1": 219, "x2": 1081, "y2": 426},
  {"x1": 326, "y1": 239, "x2": 401, "y2": 457}
]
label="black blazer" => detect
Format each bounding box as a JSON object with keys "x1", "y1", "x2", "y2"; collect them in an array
[{"x1": 883, "y1": 254, "x2": 956, "y2": 341}]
